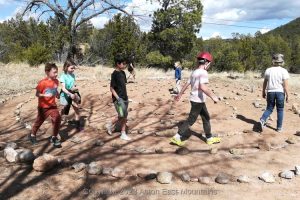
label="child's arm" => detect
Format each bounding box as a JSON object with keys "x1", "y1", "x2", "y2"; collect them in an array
[
  {"x1": 61, "y1": 82, "x2": 75, "y2": 99},
  {"x1": 262, "y1": 78, "x2": 268, "y2": 99},
  {"x1": 283, "y1": 79, "x2": 289, "y2": 102},
  {"x1": 199, "y1": 83, "x2": 219, "y2": 103},
  {"x1": 36, "y1": 90, "x2": 52, "y2": 98},
  {"x1": 110, "y1": 87, "x2": 120, "y2": 100}
]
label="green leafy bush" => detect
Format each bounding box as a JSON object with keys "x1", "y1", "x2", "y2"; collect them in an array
[
  {"x1": 146, "y1": 51, "x2": 172, "y2": 68},
  {"x1": 23, "y1": 43, "x2": 51, "y2": 66}
]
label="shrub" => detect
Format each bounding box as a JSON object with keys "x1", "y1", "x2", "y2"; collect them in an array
[
  {"x1": 146, "y1": 51, "x2": 172, "y2": 68},
  {"x1": 23, "y1": 43, "x2": 51, "y2": 66}
]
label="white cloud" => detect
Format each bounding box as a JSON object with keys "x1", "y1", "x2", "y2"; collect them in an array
[
  {"x1": 259, "y1": 28, "x2": 270, "y2": 34},
  {"x1": 202, "y1": 0, "x2": 300, "y2": 21},
  {"x1": 124, "y1": 0, "x2": 160, "y2": 32},
  {"x1": 0, "y1": 0, "x2": 9, "y2": 5},
  {"x1": 90, "y1": 16, "x2": 110, "y2": 29},
  {"x1": 211, "y1": 32, "x2": 222, "y2": 38}
]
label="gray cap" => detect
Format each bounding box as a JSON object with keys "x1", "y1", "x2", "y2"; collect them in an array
[{"x1": 272, "y1": 53, "x2": 284, "y2": 63}]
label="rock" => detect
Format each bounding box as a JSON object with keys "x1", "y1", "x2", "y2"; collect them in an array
[
  {"x1": 70, "y1": 136, "x2": 82, "y2": 144},
  {"x1": 259, "y1": 172, "x2": 275, "y2": 183},
  {"x1": 155, "y1": 129, "x2": 176, "y2": 137},
  {"x1": 155, "y1": 148, "x2": 164, "y2": 154},
  {"x1": 16, "y1": 149, "x2": 35, "y2": 163},
  {"x1": 102, "y1": 167, "x2": 113, "y2": 175},
  {"x1": 180, "y1": 173, "x2": 191, "y2": 182},
  {"x1": 237, "y1": 175, "x2": 251, "y2": 183},
  {"x1": 111, "y1": 167, "x2": 126, "y2": 178},
  {"x1": 258, "y1": 141, "x2": 272, "y2": 151},
  {"x1": 295, "y1": 166, "x2": 300, "y2": 175},
  {"x1": 25, "y1": 124, "x2": 32, "y2": 130},
  {"x1": 93, "y1": 139, "x2": 104, "y2": 146},
  {"x1": 33, "y1": 154, "x2": 58, "y2": 172},
  {"x1": 190, "y1": 177, "x2": 198, "y2": 182},
  {"x1": 286, "y1": 137, "x2": 298, "y2": 144},
  {"x1": 0, "y1": 142, "x2": 6, "y2": 151},
  {"x1": 14, "y1": 109, "x2": 20, "y2": 116},
  {"x1": 295, "y1": 131, "x2": 300, "y2": 136},
  {"x1": 135, "y1": 147, "x2": 147, "y2": 153},
  {"x1": 16, "y1": 103, "x2": 24, "y2": 109},
  {"x1": 279, "y1": 170, "x2": 295, "y2": 179},
  {"x1": 167, "y1": 110, "x2": 175, "y2": 115},
  {"x1": 4, "y1": 147, "x2": 19, "y2": 162},
  {"x1": 253, "y1": 102, "x2": 261, "y2": 108},
  {"x1": 175, "y1": 147, "x2": 190, "y2": 155},
  {"x1": 16, "y1": 116, "x2": 21, "y2": 122},
  {"x1": 215, "y1": 173, "x2": 230, "y2": 184},
  {"x1": 229, "y1": 148, "x2": 244, "y2": 155},
  {"x1": 87, "y1": 161, "x2": 102, "y2": 175},
  {"x1": 137, "y1": 129, "x2": 145, "y2": 134},
  {"x1": 5, "y1": 142, "x2": 18, "y2": 149},
  {"x1": 138, "y1": 173, "x2": 157, "y2": 180},
  {"x1": 210, "y1": 147, "x2": 218, "y2": 154},
  {"x1": 71, "y1": 162, "x2": 86, "y2": 173},
  {"x1": 198, "y1": 177, "x2": 213, "y2": 185},
  {"x1": 157, "y1": 172, "x2": 173, "y2": 184},
  {"x1": 292, "y1": 103, "x2": 299, "y2": 114}
]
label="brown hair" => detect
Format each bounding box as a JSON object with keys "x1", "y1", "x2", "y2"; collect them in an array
[
  {"x1": 63, "y1": 59, "x2": 76, "y2": 73},
  {"x1": 45, "y1": 63, "x2": 58, "y2": 72}
]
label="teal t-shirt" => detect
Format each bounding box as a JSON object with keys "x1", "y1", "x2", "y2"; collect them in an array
[{"x1": 59, "y1": 73, "x2": 75, "y2": 97}]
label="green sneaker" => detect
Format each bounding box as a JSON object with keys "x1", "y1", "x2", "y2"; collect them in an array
[
  {"x1": 50, "y1": 136, "x2": 62, "y2": 148},
  {"x1": 170, "y1": 137, "x2": 185, "y2": 147},
  {"x1": 28, "y1": 134, "x2": 38, "y2": 145},
  {"x1": 206, "y1": 136, "x2": 221, "y2": 145}
]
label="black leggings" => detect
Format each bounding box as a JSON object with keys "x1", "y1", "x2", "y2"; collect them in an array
[{"x1": 178, "y1": 101, "x2": 212, "y2": 138}]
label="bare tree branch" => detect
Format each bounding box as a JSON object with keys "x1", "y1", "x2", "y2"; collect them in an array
[
  {"x1": 76, "y1": 6, "x2": 113, "y2": 28},
  {"x1": 21, "y1": 0, "x2": 135, "y2": 58}
]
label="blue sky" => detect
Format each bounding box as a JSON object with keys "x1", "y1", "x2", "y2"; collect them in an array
[{"x1": 0, "y1": 0, "x2": 299, "y2": 39}]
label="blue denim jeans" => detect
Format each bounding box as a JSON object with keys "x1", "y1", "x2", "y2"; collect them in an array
[{"x1": 260, "y1": 92, "x2": 285, "y2": 129}]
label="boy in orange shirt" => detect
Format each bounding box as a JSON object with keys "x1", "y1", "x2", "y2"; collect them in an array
[{"x1": 29, "y1": 63, "x2": 62, "y2": 147}]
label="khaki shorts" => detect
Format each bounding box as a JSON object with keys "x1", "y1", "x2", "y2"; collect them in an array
[{"x1": 114, "y1": 99, "x2": 129, "y2": 118}]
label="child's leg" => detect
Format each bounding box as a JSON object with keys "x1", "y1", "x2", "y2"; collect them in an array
[
  {"x1": 199, "y1": 103, "x2": 212, "y2": 138},
  {"x1": 275, "y1": 92, "x2": 285, "y2": 130},
  {"x1": 48, "y1": 108, "x2": 61, "y2": 137},
  {"x1": 32, "y1": 108, "x2": 47, "y2": 136},
  {"x1": 178, "y1": 102, "x2": 201, "y2": 138},
  {"x1": 72, "y1": 103, "x2": 80, "y2": 121},
  {"x1": 260, "y1": 92, "x2": 275, "y2": 123},
  {"x1": 176, "y1": 80, "x2": 181, "y2": 93},
  {"x1": 119, "y1": 102, "x2": 130, "y2": 140}
]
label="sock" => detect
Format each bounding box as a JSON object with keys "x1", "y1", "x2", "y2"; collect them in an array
[
  {"x1": 174, "y1": 133, "x2": 181, "y2": 140},
  {"x1": 121, "y1": 131, "x2": 126, "y2": 135}
]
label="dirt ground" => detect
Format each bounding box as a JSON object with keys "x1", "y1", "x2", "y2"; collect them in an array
[{"x1": 0, "y1": 67, "x2": 300, "y2": 200}]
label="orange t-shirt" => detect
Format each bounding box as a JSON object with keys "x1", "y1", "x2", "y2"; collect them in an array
[{"x1": 36, "y1": 78, "x2": 59, "y2": 108}]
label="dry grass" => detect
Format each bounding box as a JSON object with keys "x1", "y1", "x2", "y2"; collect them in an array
[
  {"x1": 0, "y1": 63, "x2": 45, "y2": 96},
  {"x1": 1, "y1": 62, "x2": 299, "y2": 98}
]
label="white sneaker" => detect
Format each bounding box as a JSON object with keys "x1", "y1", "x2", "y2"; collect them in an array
[
  {"x1": 120, "y1": 133, "x2": 131, "y2": 141},
  {"x1": 259, "y1": 119, "x2": 265, "y2": 131},
  {"x1": 277, "y1": 128, "x2": 283, "y2": 133}
]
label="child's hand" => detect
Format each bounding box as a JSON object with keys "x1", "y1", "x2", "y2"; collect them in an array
[
  {"x1": 212, "y1": 96, "x2": 219, "y2": 104},
  {"x1": 69, "y1": 93, "x2": 75, "y2": 99}
]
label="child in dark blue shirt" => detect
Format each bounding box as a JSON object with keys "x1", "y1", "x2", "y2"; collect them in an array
[{"x1": 174, "y1": 61, "x2": 182, "y2": 94}]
